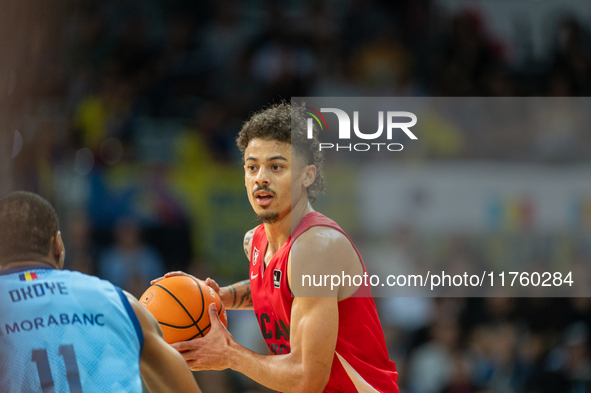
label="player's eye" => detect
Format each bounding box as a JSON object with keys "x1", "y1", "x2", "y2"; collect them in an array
[{"x1": 272, "y1": 164, "x2": 282, "y2": 171}]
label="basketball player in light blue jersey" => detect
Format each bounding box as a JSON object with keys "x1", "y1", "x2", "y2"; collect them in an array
[{"x1": 0, "y1": 191, "x2": 202, "y2": 393}]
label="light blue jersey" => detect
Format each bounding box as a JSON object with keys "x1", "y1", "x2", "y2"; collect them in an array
[{"x1": 0, "y1": 266, "x2": 144, "y2": 392}]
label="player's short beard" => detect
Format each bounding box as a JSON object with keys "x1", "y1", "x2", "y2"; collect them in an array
[
  {"x1": 253, "y1": 184, "x2": 279, "y2": 223},
  {"x1": 256, "y1": 211, "x2": 279, "y2": 224}
]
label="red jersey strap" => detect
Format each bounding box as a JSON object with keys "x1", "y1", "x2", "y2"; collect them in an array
[{"x1": 291, "y1": 212, "x2": 338, "y2": 239}]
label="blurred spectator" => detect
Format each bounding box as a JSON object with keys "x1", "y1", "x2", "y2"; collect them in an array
[
  {"x1": 432, "y1": 10, "x2": 505, "y2": 96},
  {"x1": 348, "y1": 26, "x2": 415, "y2": 95},
  {"x1": 544, "y1": 322, "x2": 591, "y2": 392},
  {"x1": 63, "y1": 210, "x2": 95, "y2": 275},
  {"x1": 441, "y1": 353, "x2": 478, "y2": 393},
  {"x1": 552, "y1": 18, "x2": 591, "y2": 95},
  {"x1": 408, "y1": 318, "x2": 460, "y2": 393},
  {"x1": 247, "y1": 5, "x2": 317, "y2": 99},
  {"x1": 98, "y1": 218, "x2": 164, "y2": 298}
]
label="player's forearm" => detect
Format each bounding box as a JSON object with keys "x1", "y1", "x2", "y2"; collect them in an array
[
  {"x1": 227, "y1": 343, "x2": 327, "y2": 393},
  {"x1": 219, "y1": 280, "x2": 253, "y2": 310}
]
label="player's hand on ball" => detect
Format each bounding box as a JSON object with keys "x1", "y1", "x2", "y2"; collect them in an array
[
  {"x1": 151, "y1": 272, "x2": 220, "y2": 293},
  {"x1": 150, "y1": 272, "x2": 231, "y2": 311},
  {"x1": 171, "y1": 303, "x2": 234, "y2": 371},
  {"x1": 205, "y1": 277, "x2": 236, "y2": 308},
  {"x1": 150, "y1": 271, "x2": 196, "y2": 285},
  {"x1": 205, "y1": 277, "x2": 220, "y2": 294}
]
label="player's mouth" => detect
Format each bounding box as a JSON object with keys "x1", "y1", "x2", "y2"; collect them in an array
[{"x1": 254, "y1": 191, "x2": 275, "y2": 206}]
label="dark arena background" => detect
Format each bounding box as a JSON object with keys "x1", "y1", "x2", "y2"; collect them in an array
[{"x1": 1, "y1": 0, "x2": 591, "y2": 392}]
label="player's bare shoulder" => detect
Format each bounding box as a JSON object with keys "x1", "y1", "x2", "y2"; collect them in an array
[
  {"x1": 292, "y1": 227, "x2": 362, "y2": 271},
  {"x1": 243, "y1": 227, "x2": 258, "y2": 260},
  {"x1": 289, "y1": 226, "x2": 364, "y2": 298}
]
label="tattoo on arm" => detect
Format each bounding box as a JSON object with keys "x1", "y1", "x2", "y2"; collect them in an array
[
  {"x1": 244, "y1": 230, "x2": 254, "y2": 258},
  {"x1": 238, "y1": 285, "x2": 252, "y2": 308},
  {"x1": 228, "y1": 285, "x2": 237, "y2": 308},
  {"x1": 227, "y1": 280, "x2": 251, "y2": 309}
]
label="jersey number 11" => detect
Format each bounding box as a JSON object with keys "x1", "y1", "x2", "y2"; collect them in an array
[{"x1": 32, "y1": 344, "x2": 82, "y2": 392}]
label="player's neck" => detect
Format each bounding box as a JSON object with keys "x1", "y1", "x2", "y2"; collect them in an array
[
  {"x1": 0, "y1": 259, "x2": 56, "y2": 272},
  {"x1": 264, "y1": 198, "x2": 313, "y2": 255}
]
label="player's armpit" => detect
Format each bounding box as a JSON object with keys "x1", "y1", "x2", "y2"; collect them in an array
[
  {"x1": 124, "y1": 292, "x2": 202, "y2": 393},
  {"x1": 289, "y1": 227, "x2": 364, "y2": 300}
]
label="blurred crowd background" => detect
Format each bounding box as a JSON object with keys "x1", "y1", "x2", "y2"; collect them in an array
[{"x1": 0, "y1": 0, "x2": 590, "y2": 392}]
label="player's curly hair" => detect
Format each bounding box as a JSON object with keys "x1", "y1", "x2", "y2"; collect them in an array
[{"x1": 236, "y1": 101, "x2": 325, "y2": 203}]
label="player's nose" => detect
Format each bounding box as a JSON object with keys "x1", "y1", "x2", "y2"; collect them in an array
[{"x1": 254, "y1": 166, "x2": 270, "y2": 185}]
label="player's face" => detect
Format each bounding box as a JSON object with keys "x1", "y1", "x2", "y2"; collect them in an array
[{"x1": 244, "y1": 139, "x2": 300, "y2": 224}]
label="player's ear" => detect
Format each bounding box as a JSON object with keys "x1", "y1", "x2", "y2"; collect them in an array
[
  {"x1": 52, "y1": 231, "x2": 66, "y2": 270},
  {"x1": 303, "y1": 165, "x2": 316, "y2": 188}
]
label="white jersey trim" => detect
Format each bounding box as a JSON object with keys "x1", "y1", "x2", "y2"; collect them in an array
[{"x1": 335, "y1": 352, "x2": 381, "y2": 393}]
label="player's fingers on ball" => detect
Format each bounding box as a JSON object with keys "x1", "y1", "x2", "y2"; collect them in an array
[
  {"x1": 208, "y1": 302, "x2": 218, "y2": 318},
  {"x1": 206, "y1": 277, "x2": 219, "y2": 291},
  {"x1": 164, "y1": 271, "x2": 187, "y2": 278},
  {"x1": 208, "y1": 303, "x2": 224, "y2": 328},
  {"x1": 150, "y1": 276, "x2": 165, "y2": 284}
]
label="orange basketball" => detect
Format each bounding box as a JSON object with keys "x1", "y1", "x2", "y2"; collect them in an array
[{"x1": 139, "y1": 276, "x2": 228, "y2": 344}]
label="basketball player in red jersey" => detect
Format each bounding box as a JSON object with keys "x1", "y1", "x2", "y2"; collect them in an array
[{"x1": 153, "y1": 102, "x2": 399, "y2": 392}]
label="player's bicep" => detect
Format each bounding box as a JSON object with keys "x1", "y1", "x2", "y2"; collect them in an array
[{"x1": 289, "y1": 296, "x2": 338, "y2": 392}]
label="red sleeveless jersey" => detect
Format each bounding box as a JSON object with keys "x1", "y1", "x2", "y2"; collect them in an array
[{"x1": 249, "y1": 212, "x2": 399, "y2": 392}]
